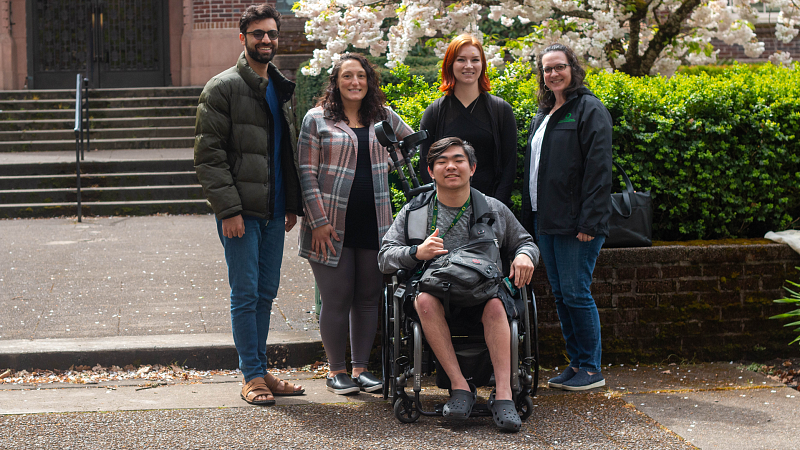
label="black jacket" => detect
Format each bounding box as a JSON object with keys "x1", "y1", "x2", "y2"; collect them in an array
[
  {"x1": 522, "y1": 87, "x2": 613, "y2": 237},
  {"x1": 419, "y1": 93, "x2": 517, "y2": 205}
]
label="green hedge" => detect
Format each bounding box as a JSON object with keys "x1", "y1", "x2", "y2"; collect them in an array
[
  {"x1": 383, "y1": 62, "x2": 800, "y2": 241},
  {"x1": 676, "y1": 62, "x2": 764, "y2": 77}
]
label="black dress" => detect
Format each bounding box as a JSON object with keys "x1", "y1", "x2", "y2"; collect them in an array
[
  {"x1": 419, "y1": 93, "x2": 517, "y2": 205},
  {"x1": 343, "y1": 126, "x2": 379, "y2": 250}
]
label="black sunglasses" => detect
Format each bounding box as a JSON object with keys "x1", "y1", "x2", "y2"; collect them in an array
[{"x1": 245, "y1": 29, "x2": 279, "y2": 41}]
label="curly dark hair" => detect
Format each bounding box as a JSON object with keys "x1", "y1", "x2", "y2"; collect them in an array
[
  {"x1": 316, "y1": 53, "x2": 388, "y2": 126},
  {"x1": 239, "y1": 3, "x2": 281, "y2": 34},
  {"x1": 536, "y1": 43, "x2": 587, "y2": 109}
]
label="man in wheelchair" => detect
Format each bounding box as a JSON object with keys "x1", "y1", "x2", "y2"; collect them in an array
[{"x1": 378, "y1": 137, "x2": 539, "y2": 432}]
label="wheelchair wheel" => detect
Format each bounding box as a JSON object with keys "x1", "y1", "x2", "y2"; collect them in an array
[
  {"x1": 394, "y1": 397, "x2": 420, "y2": 423},
  {"x1": 518, "y1": 394, "x2": 534, "y2": 421}
]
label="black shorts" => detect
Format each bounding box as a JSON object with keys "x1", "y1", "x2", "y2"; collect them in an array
[{"x1": 441, "y1": 297, "x2": 515, "y2": 336}]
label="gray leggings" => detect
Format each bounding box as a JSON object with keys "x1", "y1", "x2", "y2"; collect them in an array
[{"x1": 310, "y1": 247, "x2": 382, "y2": 372}]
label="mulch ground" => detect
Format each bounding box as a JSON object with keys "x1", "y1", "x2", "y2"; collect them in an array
[{"x1": 755, "y1": 358, "x2": 800, "y2": 391}]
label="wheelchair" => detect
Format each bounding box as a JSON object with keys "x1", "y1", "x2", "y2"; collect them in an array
[
  {"x1": 380, "y1": 271, "x2": 539, "y2": 423},
  {"x1": 373, "y1": 120, "x2": 540, "y2": 424}
]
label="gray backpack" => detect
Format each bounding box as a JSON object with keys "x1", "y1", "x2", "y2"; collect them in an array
[{"x1": 416, "y1": 190, "x2": 507, "y2": 316}]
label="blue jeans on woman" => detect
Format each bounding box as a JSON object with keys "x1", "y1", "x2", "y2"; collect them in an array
[
  {"x1": 216, "y1": 215, "x2": 285, "y2": 383},
  {"x1": 537, "y1": 228, "x2": 604, "y2": 374}
]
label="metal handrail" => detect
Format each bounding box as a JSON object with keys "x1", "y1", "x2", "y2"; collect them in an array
[{"x1": 74, "y1": 74, "x2": 88, "y2": 222}]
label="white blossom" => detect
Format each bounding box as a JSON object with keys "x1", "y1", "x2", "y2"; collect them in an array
[
  {"x1": 768, "y1": 50, "x2": 793, "y2": 66},
  {"x1": 293, "y1": 0, "x2": 799, "y2": 76}
]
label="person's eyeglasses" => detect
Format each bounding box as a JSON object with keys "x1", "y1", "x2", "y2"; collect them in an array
[
  {"x1": 245, "y1": 29, "x2": 279, "y2": 41},
  {"x1": 543, "y1": 64, "x2": 570, "y2": 74}
]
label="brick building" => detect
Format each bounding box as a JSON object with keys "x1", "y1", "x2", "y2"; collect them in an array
[
  {"x1": 712, "y1": 22, "x2": 800, "y2": 62},
  {"x1": 0, "y1": 0, "x2": 318, "y2": 90}
]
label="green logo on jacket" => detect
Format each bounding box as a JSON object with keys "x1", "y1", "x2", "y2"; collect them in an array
[{"x1": 558, "y1": 113, "x2": 575, "y2": 123}]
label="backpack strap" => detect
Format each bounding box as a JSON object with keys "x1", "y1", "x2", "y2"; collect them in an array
[
  {"x1": 404, "y1": 189, "x2": 436, "y2": 244},
  {"x1": 470, "y1": 187, "x2": 494, "y2": 226}
]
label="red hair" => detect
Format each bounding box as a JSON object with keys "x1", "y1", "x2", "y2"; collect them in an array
[{"x1": 439, "y1": 34, "x2": 491, "y2": 95}]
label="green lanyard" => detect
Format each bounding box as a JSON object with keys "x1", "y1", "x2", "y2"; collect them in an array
[{"x1": 430, "y1": 194, "x2": 471, "y2": 238}]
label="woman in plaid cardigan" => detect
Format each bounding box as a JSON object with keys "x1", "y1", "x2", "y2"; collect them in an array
[{"x1": 296, "y1": 53, "x2": 413, "y2": 395}]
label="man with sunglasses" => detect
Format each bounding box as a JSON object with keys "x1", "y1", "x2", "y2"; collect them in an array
[{"x1": 194, "y1": 3, "x2": 304, "y2": 406}]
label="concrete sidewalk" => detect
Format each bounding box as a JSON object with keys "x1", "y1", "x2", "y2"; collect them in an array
[
  {"x1": 1, "y1": 362, "x2": 797, "y2": 449},
  {"x1": 0, "y1": 214, "x2": 320, "y2": 369},
  {"x1": 1, "y1": 200, "x2": 799, "y2": 448}
]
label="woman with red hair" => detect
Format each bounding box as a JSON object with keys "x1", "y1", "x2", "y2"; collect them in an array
[{"x1": 418, "y1": 34, "x2": 517, "y2": 206}]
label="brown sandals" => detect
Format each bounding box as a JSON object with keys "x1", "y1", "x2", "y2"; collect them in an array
[
  {"x1": 240, "y1": 377, "x2": 276, "y2": 406},
  {"x1": 264, "y1": 373, "x2": 305, "y2": 396}
]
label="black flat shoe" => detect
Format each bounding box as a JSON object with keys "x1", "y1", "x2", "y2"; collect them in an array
[
  {"x1": 326, "y1": 373, "x2": 360, "y2": 395},
  {"x1": 352, "y1": 371, "x2": 383, "y2": 393}
]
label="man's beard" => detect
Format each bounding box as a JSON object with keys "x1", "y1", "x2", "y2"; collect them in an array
[{"x1": 246, "y1": 40, "x2": 275, "y2": 64}]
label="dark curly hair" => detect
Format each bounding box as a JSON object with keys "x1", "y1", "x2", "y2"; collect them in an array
[
  {"x1": 536, "y1": 43, "x2": 587, "y2": 109},
  {"x1": 316, "y1": 53, "x2": 388, "y2": 126},
  {"x1": 239, "y1": 3, "x2": 281, "y2": 34}
]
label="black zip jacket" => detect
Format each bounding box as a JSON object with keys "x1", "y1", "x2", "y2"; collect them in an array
[
  {"x1": 419, "y1": 93, "x2": 517, "y2": 205},
  {"x1": 522, "y1": 86, "x2": 613, "y2": 237}
]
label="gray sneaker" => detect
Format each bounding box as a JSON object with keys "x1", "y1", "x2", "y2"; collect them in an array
[
  {"x1": 561, "y1": 369, "x2": 605, "y2": 391},
  {"x1": 547, "y1": 367, "x2": 577, "y2": 389}
]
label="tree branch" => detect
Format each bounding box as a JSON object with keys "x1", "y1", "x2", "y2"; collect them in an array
[
  {"x1": 620, "y1": 2, "x2": 649, "y2": 76},
  {"x1": 639, "y1": 0, "x2": 704, "y2": 74},
  {"x1": 552, "y1": 7, "x2": 595, "y2": 20}
]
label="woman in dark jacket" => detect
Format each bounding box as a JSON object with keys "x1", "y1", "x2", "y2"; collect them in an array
[
  {"x1": 522, "y1": 43, "x2": 613, "y2": 391},
  {"x1": 418, "y1": 34, "x2": 517, "y2": 206}
]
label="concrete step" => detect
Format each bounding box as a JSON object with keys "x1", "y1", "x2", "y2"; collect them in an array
[
  {"x1": 0, "y1": 185, "x2": 204, "y2": 204},
  {"x1": 0, "y1": 105, "x2": 197, "y2": 121},
  {"x1": 0, "y1": 136, "x2": 195, "y2": 152},
  {"x1": 0, "y1": 116, "x2": 196, "y2": 132},
  {"x1": 0, "y1": 172, "x2": 199, "y2": 190},
  {"x1": 0, "y1": 199, "x2": 210, "y2": 218},
  {"x1": 0, "y1": 86, "x2": 204, "y2": 101},
  {"x1": 0, "y1": 126, "x2": 194, "y2": 142},
  {"x1": 0, "y1": 96, "x2": 198, "y2": 111},
  {"x1": 0, "y1": 159, "x2": 194, "y2": 176}
]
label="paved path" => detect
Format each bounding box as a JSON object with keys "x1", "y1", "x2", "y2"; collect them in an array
[
  {"x1": 0, "y1": 215, "x2": 320, "y2": 369},
  {"x1": 1, "y1": 362, "x2": 797, "y2": 449},
  {"x1": 1, "y1": 208, "x2": 799, "y2": 448}
]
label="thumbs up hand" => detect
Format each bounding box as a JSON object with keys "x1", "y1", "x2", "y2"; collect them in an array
[{"x1": 416, "y1": 228, "x2": 448, "y2": 261}]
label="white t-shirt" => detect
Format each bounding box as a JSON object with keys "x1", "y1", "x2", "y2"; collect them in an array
[{"x1": 528, "y1": 115, "x2": 551, "y2": 211}]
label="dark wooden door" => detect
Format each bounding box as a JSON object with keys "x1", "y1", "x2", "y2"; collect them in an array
[{"x1": 27, "y1": 0, "x2": 170, "y2": 89}]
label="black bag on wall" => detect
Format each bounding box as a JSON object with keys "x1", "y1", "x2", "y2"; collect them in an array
[{"x1": 604, "y1": 162, "x2": 653, "y2": 248}]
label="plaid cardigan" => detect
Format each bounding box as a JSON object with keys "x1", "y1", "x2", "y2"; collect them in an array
[{"x1": 296, "y1": 106, "x2": 412, "y2": 267}]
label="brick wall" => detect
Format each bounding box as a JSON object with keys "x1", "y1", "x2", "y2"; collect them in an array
[
  {"x1": 531, "y1": 243, "x2": 800, "y2": 367},
  {"x1": 192, "y1": 0, "x2": 253, "y2": 29},
  {"x1": 713, "y1": 23, "x2": 800, "y2": 61},
  {"x1": 190, "y1": 0, "x2": 319, "y2": 57}
]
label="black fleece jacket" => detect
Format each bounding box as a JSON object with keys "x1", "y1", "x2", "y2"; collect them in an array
[{"x1": 522, "y1": 86, "x2": 613, "y2": 237}]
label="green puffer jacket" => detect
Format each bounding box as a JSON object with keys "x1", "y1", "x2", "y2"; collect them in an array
[{"x1": 194, "y1": 52, "x2": 302, "y2": 220}]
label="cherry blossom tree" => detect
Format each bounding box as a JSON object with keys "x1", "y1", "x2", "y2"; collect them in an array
[{"x1": 293, "y1": 0, "x2": 800, "y2": 77}]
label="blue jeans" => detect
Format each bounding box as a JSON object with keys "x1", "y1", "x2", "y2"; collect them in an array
[
  {"x1": 538, "y1": 231, "x2": 604, "y2": 373},
  {"x1": 217, "y1": 215, "x2": 285, "y2": 382}
]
